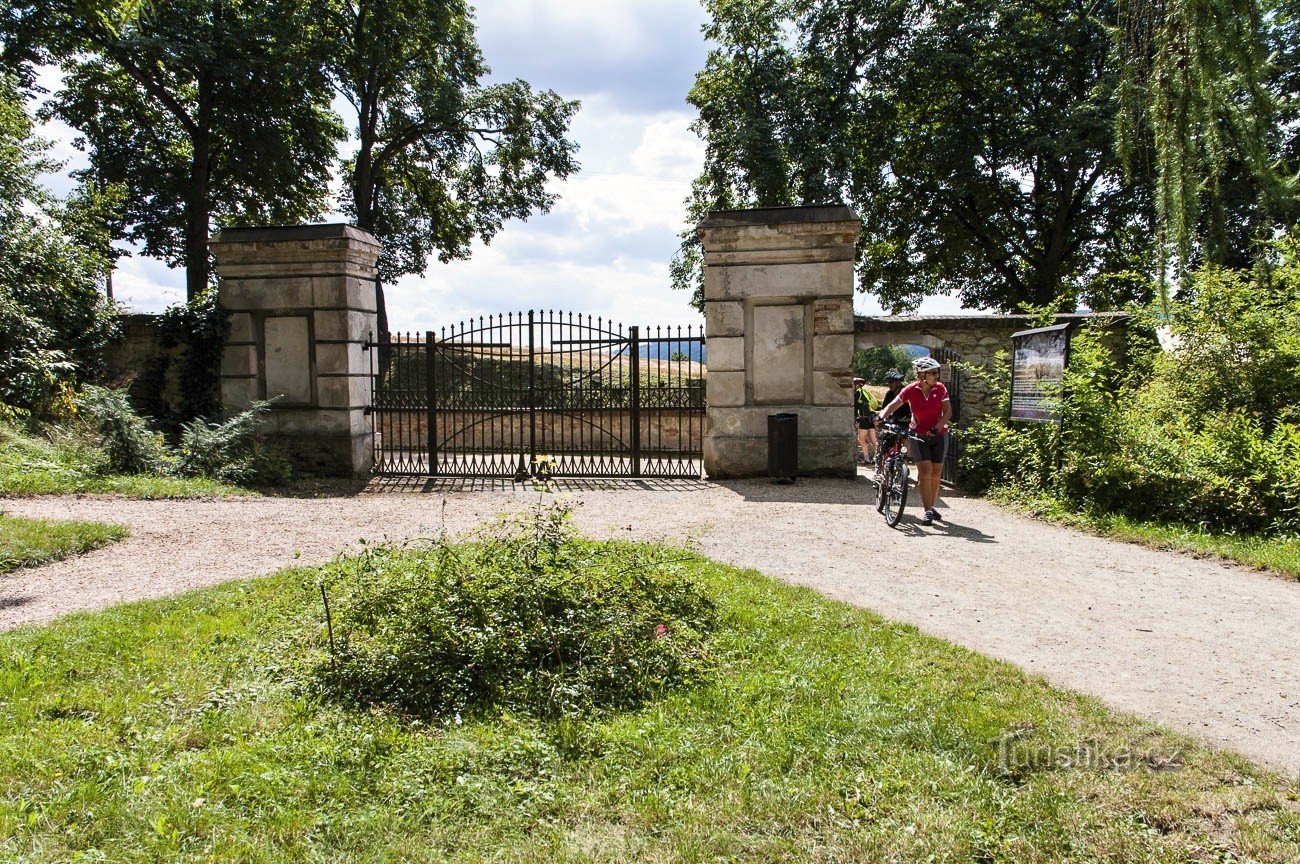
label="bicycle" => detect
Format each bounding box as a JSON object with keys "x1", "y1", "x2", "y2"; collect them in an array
[{"x1": 873, "y1": 420, "x2": 910, "y2": 527}]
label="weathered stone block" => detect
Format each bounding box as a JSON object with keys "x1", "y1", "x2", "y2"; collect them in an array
[
  {"x1": 703, "y1": 434, "x2": 855, "y2": 478},
  {"x1": 705, "y1": 300, "x2": 744, "y2": 337},
  {"x1": 705, "y1": 261, "x2": 854, "y2": 300},
  {"x1": 313, "y1": 276, "x2": 378, "y2": 313},
  {"x1": 221, "y1": 277, "x2": 315, "y2": 311},
  {"x1": 811, "y1": 370, "x2": 853, "y2": 405},
  {"x1": 813, "y1": 298, "x2": 855, "y2": 334},
  {"x1": 268, "y1": 407, "x2": 368, "y2": 437},
  {"x1": 314, "y1": 309, "x2": 377, "y2": 343},
  {"x1": 220, "y1": 377, "x2": 258, "y2": 411},
  {"x1": 227, "y1": 312, "x2": 254, "y2": 344},
  {"x1": 264, "y1": 316, "x2": 313, "y2": 404},
  {"x1": 812, "y1": 334, "x2": 854, "y2": 371},
  {"x1": 752, "y1": 305, "x2": 805, "y2": 403},
  {"x1": 706, "y1": 370, "x2": 746, "y2": 407},
  {"x1": 706, "y1": 336, "x2": 744, "y2": 372},
  {"x1": 315, "y1": 341, "x2": 368, "y2": 377},
  {"x1": 317, "y1": 374, "x2": 372, "y2": 409},
  {"x1": 220, "y1": 344, "x2": 258, "y2": 378},
  {"x1": 707, "y1": 405, "x2": 852, "y2": 438}
]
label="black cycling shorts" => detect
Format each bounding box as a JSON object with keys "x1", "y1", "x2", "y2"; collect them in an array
[
  {"x1": 856, "y1": 413, "x2": 877, "y2": 430},
  {"x1": 906, "y1": 431, "x2": 948, "y2": 464}
]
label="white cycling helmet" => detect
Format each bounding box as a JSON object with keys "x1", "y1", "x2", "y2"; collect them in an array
[{"x1": 913, "y1": 356, "x2": 941, "y2": 373}]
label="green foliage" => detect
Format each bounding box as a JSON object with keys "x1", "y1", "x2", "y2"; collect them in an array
[
  {"x1": 319, "y1": 0, "x2": 579, "y2": 329},
  {"x1": 0, "y1": 418, "x2": 246, "y2": 496},
  {"x1": 961, "y1": 238, "x2": 1300, "y2": 534},
  {"x1": 0, "y1": 512, "x2": 127, "y2": 573},
  {"x1": 852, "y1": 345, "x2": 913, "y2": 383},
  {"x1": 173, "y1": 400, "x2": 291, "y2": 486},
  {"x1": 679, "y1": 0, "x2": 1155, "y2": 313},
  {"x1": 12, "y1": 0, "x2": 344, "y2": 298},
  {"x1": 75, "y1": 384, "x2": 290, "y2": 486},
  {"x1": 310, "y1": 503, "x2": 717, "y2": 720},
  {"x1": 135, "y1": 289, "x2": 230, "y2": 429},
  {"x1": 0, "y1": 74, "x2": 118, "y2": 415},
  {"x1": 1116, "y1": 0, "x2": 1298, "y2": 292},
  {"x1": 75, "y1": 385, "x2": 169, "y2": 475}
]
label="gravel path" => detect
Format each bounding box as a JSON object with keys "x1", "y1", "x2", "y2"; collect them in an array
[{"x1": 4, "y1": 476, "x2": 1298, "y2": 777}]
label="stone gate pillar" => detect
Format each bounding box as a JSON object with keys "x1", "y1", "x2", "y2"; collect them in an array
[
  {"x1": 210, "y1": 224, "x2": 380, "y2": 476},
  {"x1": 698, "y1": 206, "x2": 860, "y2": 478}
]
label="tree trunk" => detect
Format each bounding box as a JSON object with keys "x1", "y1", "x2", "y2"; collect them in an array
[{"x1": 185, "y1": 70, "x2": 214, "y2": 302}]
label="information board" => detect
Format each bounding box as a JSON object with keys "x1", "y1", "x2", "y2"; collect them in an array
[{"x1": 1010, "y1": 323, "x2": 1072, "y2": 423}]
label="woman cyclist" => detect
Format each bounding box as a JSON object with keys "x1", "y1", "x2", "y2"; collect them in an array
[
  {"x1": 878, "y1": 356, "x2": 951, "y2": 526},
  {"x1": 853, "y1": 377, "x2": 880, "y2": 464}
]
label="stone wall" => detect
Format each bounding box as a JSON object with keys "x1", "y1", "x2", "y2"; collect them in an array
[
  {"x1": 855, "y1": 313, "x2": 1130, "y2": 423},
  {"x1": 210, "y1": 224, "x2": 380, "y2": 476},
  {"x1": 699, "y1": 206, "x2": 860, "y2": 478},
  {"x1": 379, "y1": 409, "x2": 702, "y2": 455}
]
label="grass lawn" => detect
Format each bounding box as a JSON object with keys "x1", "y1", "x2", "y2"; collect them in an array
[
  {"x1": 0, "y1": 422, "x2": 248, "y2": 498},
  {"x1": 990, "y1": 489, "x2": 1300, "y2": 580},
  {"x1": 0, "y1": 514, "x2": 128, "y2": 573},
  {"x1": 1, "y1": 539, "x2": 1297, "y2": 862}
]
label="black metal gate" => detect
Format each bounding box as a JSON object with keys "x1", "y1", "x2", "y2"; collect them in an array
[
  {"x1": 366, "y1": 311, "x2": 705, "y2": 479},
  {"x1": 932, "y1": 345, "x2": 963, "y2": 484}
]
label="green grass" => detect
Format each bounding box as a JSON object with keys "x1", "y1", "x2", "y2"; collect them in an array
[
  {"x1": 0, "y1": 422, "x2": 248, "y2": 498},
  {"x1": 0, "y1": 514, "x2": 128, "y2": 573},
  {"x1": 1, "y1": 540, "x2": 1296, "y2": 862},
  {"x1": 990, "y1": 488, "x2": 1300, "y2": 580}
]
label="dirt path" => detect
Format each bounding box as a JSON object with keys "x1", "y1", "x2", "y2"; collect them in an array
[{"x1": 4, "y1": 477, "x2": 1298, "y2": 777}]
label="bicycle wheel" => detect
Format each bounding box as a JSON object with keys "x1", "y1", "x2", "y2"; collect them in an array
[{"x1": 883, "y1": 457, "x2": 909, "y2": 527}]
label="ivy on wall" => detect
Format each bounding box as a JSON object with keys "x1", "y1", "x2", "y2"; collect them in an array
[{"x1": 133, "y1": 290, "x2": 230, "y2": 431}]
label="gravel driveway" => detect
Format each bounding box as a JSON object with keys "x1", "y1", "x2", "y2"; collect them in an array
[{"x1": 4, "y1": 476, "x2": 1298, "y2": 778}]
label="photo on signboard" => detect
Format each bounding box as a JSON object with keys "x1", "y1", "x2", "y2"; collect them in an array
[{"x1": 1010, "y1": 324, "x2": 1072, "y2": 423}]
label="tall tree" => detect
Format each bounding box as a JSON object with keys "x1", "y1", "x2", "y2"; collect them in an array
[
  {"x1": 1116, "y1": 0, "x2": 1298, "y2": 298},
  {"x1": 316, "y1": 0, "x2": 580, "y2": 333},
  {"x1": 0, "y1": 74, "x2": 118, "y2": 411},
  {"x1": 679, "y1": 0, "x2": 1155, "y2": 313},
  {"x1": 4, "y1": 0, "x2": 344, "y2": 300}
]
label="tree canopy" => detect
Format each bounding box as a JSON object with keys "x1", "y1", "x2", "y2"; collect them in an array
[
  {"x1": 680, "y1": 0, "x2": 1297, "y2": 313},
  {"x1": 318, "y1": 0, "x2": 579, "y2": 331},
  {"x1": 0, "y1": 75, "x2": 118, "y2": 413}
]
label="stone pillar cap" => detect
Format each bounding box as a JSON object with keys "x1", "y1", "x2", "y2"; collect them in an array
[
  {"x1": 210, "y1": 223, "x2": 379, "y2": 248},
  {"x1": 697, "y1": 205, "x2": 859, "y2": 229}
]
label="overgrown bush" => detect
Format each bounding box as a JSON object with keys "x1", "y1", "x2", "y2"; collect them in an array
[
  {"x1": 134, "y1": 290, "x2": 230, "y2": 430},
  {"x1": 960, "y1": 238, "x2": 1300, "y2": 535},
  {"x1": 173, "y1": 401, "x2": 291, "y2": 486},
  {"x1": 76, "y1": 385, "x2": 169, "y2": 475},
  {"x1": 76, "y1": 385, "x2": 289, "y2": 485},
  {"x1": 309, "y1": 503, "x2": 718, "y2": 721}
]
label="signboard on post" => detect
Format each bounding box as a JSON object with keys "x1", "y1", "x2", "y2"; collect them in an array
[{"x1": 1010, "y1": 323, "x2": 1072, "y2": 423}]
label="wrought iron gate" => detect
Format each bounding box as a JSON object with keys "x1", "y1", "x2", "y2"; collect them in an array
[
  {"x1": 931, "y1": 345, "x2": 963, "y2": 484},
  {"x1": 366, "y1": 311, "x2": 705, "y2": 479}
]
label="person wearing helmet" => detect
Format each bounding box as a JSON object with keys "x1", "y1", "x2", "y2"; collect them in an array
[
  {"x1": 880, "y1": 369, "x2": 911, "y2": 427},
  {"x1": 853, "y1": 377, "x2": 880, "y2": 464},
  {"x1": 878, "y1": 356, "x2": 952, "y2": 525}
]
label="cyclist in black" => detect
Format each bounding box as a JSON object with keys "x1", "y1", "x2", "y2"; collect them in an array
[{"x1": 880, "y1": 369, "x2": 911, "y2": 427}]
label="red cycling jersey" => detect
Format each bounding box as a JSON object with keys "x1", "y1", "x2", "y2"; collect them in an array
[{"x1": 897, "y1": 381, "x2": 949, "y2": 434}]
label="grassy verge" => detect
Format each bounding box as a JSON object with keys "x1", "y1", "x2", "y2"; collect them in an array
[
  {"x1": 989, "y1": 488, "x2": 1300, "y2": 580},
  {"x1": 0, "y1": 514, "x2": 128, "y2": 573},
  {"x1": 0, "y1": 422, "x2": 248, "y2": 498},
  {"x1": 1, "y1": 540, "x2": 1296, "y2": 862}
]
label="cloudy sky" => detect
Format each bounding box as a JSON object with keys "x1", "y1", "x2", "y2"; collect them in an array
[{"x1": 46, "y1": 0, "x2": 966, "y2": 331}]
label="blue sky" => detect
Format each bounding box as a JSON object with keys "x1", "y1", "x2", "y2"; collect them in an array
[{"x1": 42, "y1": 0, "x2": 965, "y2": 330}]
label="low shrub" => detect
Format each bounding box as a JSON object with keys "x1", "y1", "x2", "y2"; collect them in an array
[
  {"x1": 76, "y1": 385, "x2": 169, "y2": 475},
  {"x1": 173, "y1": 401, "x2": 291, "y2": 486},
  {"x1": 308, "y1": 503, "x2": 718, "y2": 720}
]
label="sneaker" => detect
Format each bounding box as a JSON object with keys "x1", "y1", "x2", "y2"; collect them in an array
[
  {"x1": 929, "y1": 508, "x2": 943, "y2": 522},
  {"x1": 921, "y1": 510, "x2": 934, "y2": 526}
]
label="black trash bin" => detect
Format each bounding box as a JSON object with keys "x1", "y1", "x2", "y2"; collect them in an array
[{"x1": 767, "y1": 412, "x2": 798, "y2": 483}]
